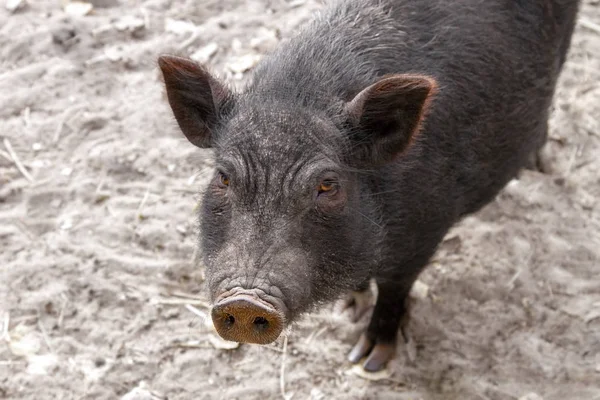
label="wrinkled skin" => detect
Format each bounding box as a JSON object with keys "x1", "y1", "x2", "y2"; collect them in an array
[
  {"x1": 202, "y1": 105, "x2": 379, "y2": 320},
  {"x1": 159, "y1": 0, "x2": 580, "y2": 372}
]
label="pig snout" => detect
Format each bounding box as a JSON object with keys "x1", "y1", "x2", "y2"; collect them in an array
[{"x1": 211, "y1": 288, "x2": 287, "y2": 344}]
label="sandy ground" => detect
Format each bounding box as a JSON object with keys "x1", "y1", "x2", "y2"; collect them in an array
[{"x1": 1, "y1": 0, "x2": 599, "y2": 399}]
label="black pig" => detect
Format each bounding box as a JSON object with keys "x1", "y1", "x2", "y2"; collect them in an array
[{"x1": 158, "y1": 0, "x2": 580, "y2": 371}]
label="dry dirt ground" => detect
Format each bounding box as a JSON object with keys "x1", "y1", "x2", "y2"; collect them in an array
[{"x1": 1, "y1": 0, "x2": 599, "y2": 399}]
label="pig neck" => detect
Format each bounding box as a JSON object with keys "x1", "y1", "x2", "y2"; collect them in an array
[{"x1": 245, "y1": 1, "x2": 413, "y2": 111}]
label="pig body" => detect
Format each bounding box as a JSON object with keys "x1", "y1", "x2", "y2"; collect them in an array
[{"x1": 159, "y1": 0, "x2": 580, "y2": 371}]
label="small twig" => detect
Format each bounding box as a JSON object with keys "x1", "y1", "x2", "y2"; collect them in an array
[
  {"x1": 22, "y1": 107, "x2": 31, "y2": 127},
  {"x1": 37, "y1": 317, "x2": 55, "y2": 354},
  {"x1": 3, "y1": 138, "x2": 33, "y2": 182},
  {"x1": 136, "y1": 187, "x2": 150, "y2": 217},
  {"x1": 141, "y1": 7, "x2": 150, "y2": 30},
  {"x1": 30, "y1": 177, "x2": 52, "y2": 189},
  {"x1": 0, "y1": 149, "x2": 12, "y2": 162},
  {"x1": 2, "y1": 312, "x2": 9, "y2": 341},
  {"x1": 547, "y1": 282, "x2": 554, "y2": 301},
  {"x1": 171, "y1": 341, "x2": 212, "y2": 349},
  {"x1": 507, "y1": 269, "x2": 522, "y2": 290},
  {"x1": 57, "y1": 294, "x2": 68, "y2": 329},
  {"x1": 184, "y1": 304, "x2": 207, "y2": 321},
  {"x1": 14, "y1": 219, "x2": 35, "y2": 241},
  {"x1": 164, "y1": 291, "x2": 209, "y2": 302},
  {"x1": 105, "y1": 205, "x2": 116, "y2": 218},
  {"x1": 280, "y1": 334, "x2": 291, "y2": 400},
  {"x1": 566, "y1": 144, "x2": 583, "y2": 174},
  {"x1": 177, "y1": 30, "x2": 201, "y2": 51},
  {"x1": 172, "y1": 187, "x2": 198, "y2": 194},
  {"x1": 580, "y1": 18, "x2": 600, "y2": 35},
  {"x1": 266, "y1": 345, "x2": 284, "y2": 353},
  {"x1": 191, "y1": 245, "x2": 199, "y2": 265},
  {"x1": 53, "y1": 105, "x2": 86, "y2": 143},
  {"x1": 53, "y1": 115, "x2": 66, "y2": 144},
  {"x1": 152, "y1": 297, "x2": 210, "y2": 307},
  {"x1": 233, "y1": 358, "x2": 255, "y2": 368},
  {"x1": 8, "y1": 314, "x2": 37, "y2": 324},
  {"x1": 95, "y1": 170, "x2": 107, "y2": 193},
  {"x1": 304, "y1": 326, "x2": 327, "y2": 345},
  {"x1": 0, "y1": 360, "x2": 27, "y2": 366}
]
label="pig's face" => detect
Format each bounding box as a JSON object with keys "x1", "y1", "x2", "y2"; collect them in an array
[
  {"x1": 158, "y1": 56, "x2": 435, "y2": 344},
  {"x1": 201, "y1": 105, "x2": 372, "y2": 322}
]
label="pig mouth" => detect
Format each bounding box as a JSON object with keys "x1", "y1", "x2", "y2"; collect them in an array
[{"x1": 211, "y1": 287, "x2": 288, "y2": 345}]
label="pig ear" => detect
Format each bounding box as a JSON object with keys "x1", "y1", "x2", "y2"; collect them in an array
[
  {"x1": 158, "y1": 55, "x2": 233, "y2": 148},
  {"x1": 344, "y1": 74, "x2": 436, "y2": 166}
]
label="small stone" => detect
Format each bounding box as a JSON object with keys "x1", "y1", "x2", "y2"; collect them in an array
[
  {"x1": 52, "y1": 26, "x2": 79, "y2": 49},
  {"x1": 31, "y1": 159, "x2": 51, "y2": 169},
  {"x1": 310, "y1": 388, "x2": 325, "y2": 400},
  {"x1": 6, "y1": 0, "x2": 26, "y2": 13},
  {"x1": 190, "y1": 42, "x2": 219, "y2": 63},
  {"x1": 519, "y1": 393, "x2": 543, "y2": 400},
  {"x1": 26, "y1": 354, "x2": 59, "y2": 376},
  {"x1": 120, "y1": 381, "x2": 163, "y2": 400},
  {"x1": 165, "y1": 19, "x2": 197, "y2": 35},
  {"x1": 64, "y1": 1, "x2": 93, "y2": 16},
  {"x1": 60, "y1": 218, "x2": 73, "y2": 230},
  {"x1": 8, "y1": 330, "x2": 41, "y2": 357},
  {"x1": 231, "y1": 38, "x2": 242, "y2": 53},
  {"x1": 61, "y1": 167, "x2": 73, "y2": 176},
  {"x1": 410, "y1": 280, "x2": 429, "y2": 300},
  {"x1": 577, "y1": 188, "x2": 596, "y2": 210},
  {"x1": 104, "y1": 47, "x2": 122, "y2": 62},
  {"x1": 114, "y1": 16, "x2": 145, "y2": 33},
  {"x1": 226, "y1": 54, "x2": 261, "y2": 74},
  {"x1": 250, "y1": 28, "x2": 279, "y2": 52},
  {"x1": 288, "y1": 0, "x2": 306, "y2": 8}
]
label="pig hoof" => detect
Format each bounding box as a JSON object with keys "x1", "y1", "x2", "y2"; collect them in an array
[
  {"x1": 525, "y1": 150, "x2": 549, "y2": 173},
  {"x1": 348, "y1": 333, "x2": 373, "y2": 363},
  {"x1": 347, "y1": 333, "x2": 396, "y2": 372},
  {"x1": 341, "y1": 290, "x2": 373, "y2": 323},
  {"x1": 362, "y1": 342, "x2": 396, "y2": 372}
]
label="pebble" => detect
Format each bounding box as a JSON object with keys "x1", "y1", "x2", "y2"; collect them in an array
[
  {"x1": 64, "y1": 1, "x2": 93, "y2": 16},
  {"x1": 5, "y1": 0, "x2": 26, "y2": 13},
  {"x1": 190, "y1": 42, "x2": 219, "y2": 63}
]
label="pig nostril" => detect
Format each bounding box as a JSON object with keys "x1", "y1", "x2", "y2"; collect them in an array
[
  {"x1": 253, "y1": 316, "x2": 269, "y2": 330},
  {"x1": 224, "y1": 314, "x2": 235, "y2": 327}
]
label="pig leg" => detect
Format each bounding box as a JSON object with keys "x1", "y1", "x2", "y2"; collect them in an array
[
  {"x1": 340, "y1": 279, "x2": 373, "y2": 323},
  {"x1": 347, "y1": 275, "x2": 417, "y2": 372},
  {"x1": 526, "y1": 147, "x2": 552, "y2": 174}
]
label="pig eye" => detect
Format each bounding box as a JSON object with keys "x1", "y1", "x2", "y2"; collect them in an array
[
  {"x1": 217, "y1": 172, "x2": 230, "y2": 187},
  {"x1": 318, "y1": 179, "x2": 338, "y2": 195}
]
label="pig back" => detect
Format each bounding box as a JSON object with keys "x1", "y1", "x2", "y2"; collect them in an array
[{"x1": 246, "y1": 0, "x2": 579, "y2": 215}]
